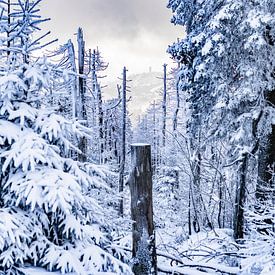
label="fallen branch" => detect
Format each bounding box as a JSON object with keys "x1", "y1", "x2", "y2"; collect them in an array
[
  {"x1": 157, "y1": 253, "x2": 240, "y2": 274},
  {"x1": 158, "y1": 264, "x2": 213, "y2": 275},
  {"x1": 112, "y1": 245, "x2": 241, "y2": 274}
]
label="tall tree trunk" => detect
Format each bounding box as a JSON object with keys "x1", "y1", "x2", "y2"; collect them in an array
[
  {"x1": 188, "y1": 188, "x2": 192, "y2": 235},
  {"x1": 92, "y1": 50, "x2": 104, "y2": 163},
  {"x1": 256, "y1": 92, "x2": 275, "y2": 202},
  {"x1": 192, "y1": 150, "x2": 202, "y2": 233},
  {"x1": 152, "y1": 101, "x2": 157, "y2": 173},
  {"x1": 162, "y1": 64, "x2": 167, "y2": 149},
  {"x1": 255, "y1": 91, "x2": 275, "y2": 233},
  {"x1": 67, "y1": 39, "x2": 78, "y2": 119},
  {"x1": 77, "y1": 28, "x2": 88, "y2": 162},
  {"x1": 129, "y1": 144, "x2": 157, "y2": 275},
  {"x1": 7, "y1": 0, "x2": 11, "y2": 58},
  {"x1": 257, "y1": 129, "x2": 275, "y2": 200},
  {"x1": 218, "y1": 177, "x2": 223, "y2": 228},
  {"x1": 173, "y1": 66, "x2": 180, "y2": 133},
  {"x1": 96, "y1": 83, "x2": 104, "y2": 163},
  {"x1": 189, "y1": 138, "x2": 213, "y2": 232},
  {"x1": 233, "y1": 153, "x2": 248, "y2": 240},
  {"x1": 118, "y1": 67, "x2": 127, "y2": 216}
]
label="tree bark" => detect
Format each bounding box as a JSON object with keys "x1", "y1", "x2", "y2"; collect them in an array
[
  {"x1": 118, "y1": 67, "x2": 127, "y2": 216},
  {"x1": 233, "y1": 154, "x2": 248, "y2": 240},
  {"x1": 129, "y1": 144, "x2": 157, "y2": 275},
  {"x1": 7, "y1": 0, "x2": 11, "y2": 58},
  {"x1": 191, "y1": 150, "x2": 202, "y2": 233},
  {"x1": 92, "y1": 50, "x2": 104, "y2": 163},
  {"x1": 67, "y1": 39, "x2": 78, "y2": 119},
  {"x1": 152, "y1": 101, "x2": 157, "y2": 173},
  {"x1": 173, "y1": 68, "x2": 180, "y2": 133},
  {"x1": 162, "y1": 64, "x2": 167, "y2": 149},
  {"x1": 77, "y1": 28, "x2": 88, "y2": 162},
  {"x1": 255, "y1": 91, "x2": 275, "y2": 233},
  {"x1": 256, "y1": 91, "x2": 275, "y2": 202}
]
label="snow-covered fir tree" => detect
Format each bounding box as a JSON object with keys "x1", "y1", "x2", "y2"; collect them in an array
[{"x1": 0, "y1": 1, "x2": 132, "y2": 274}]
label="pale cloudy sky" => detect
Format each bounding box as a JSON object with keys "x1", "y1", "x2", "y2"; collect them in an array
[{"x1": 40, "y1": 0, "x2": 182, "y2": 79}]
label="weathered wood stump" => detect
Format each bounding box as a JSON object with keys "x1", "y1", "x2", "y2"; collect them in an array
[{"x1": 129, "y1": 144, "x2": 157, "y2": 275}]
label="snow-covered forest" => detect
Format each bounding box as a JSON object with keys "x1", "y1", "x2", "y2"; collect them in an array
[{"x1": 0, "y1": 0, "x2": 274, "y2": 274}]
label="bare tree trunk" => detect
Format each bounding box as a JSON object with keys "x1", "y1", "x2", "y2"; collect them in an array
[
  {"x1": 7, "y1": 0, "x2": 11, "y2": 58},
  {"x1": 257, "y1": 132, "x2": 275, "y2": 200},
  {"x1": 173, "y1": 69, "x2": 180, "y2": 133},
  {"x1": 92, "y1": 50, "x2": 104, "y2": 163},
  {"x1": 156, "y1": 117, "x2": 161, "y2": 170},
  {"x1": 256, "y1": 91, "x2": 275, "y2": 233},
  {"x1": 152, "y1": 101, "x2": 157, "y2": 173},
  {"x1": 97, "y1": 83, "x2": 104, "y2": 162},
  {"x1": 256, "y1": 92, "x2": 275, "y2": 201},
  {"x1": 191, "y1": 150, "x2": 202, "y2": 233},
  {"x1": 171, "y1": 69, "x2": 180, "y2": 187},
  {"x1": 67, "y1": 39, "x2": 78, "y2": 119},
  {"x1": 188, "y1": 189, "x2": 192, "y2": 235},
  {"x1": 233, "y1": 153, "x2": 248, "y2": 240},
  {"x1": 129, "y1": 144, "x2": 157, "y2": 275},
  {"x1": 218, "y1": 179, "x2": 223, "y2": 228},
  {"x1": 77, "y1": 28, "x2": 88, "y2": 162},
  {"x1": 162, "y1": 64, "x2": 167, "y2": 149},
  {"x1": 118, "y1": 67, "x2": 127, "y2": 216}
]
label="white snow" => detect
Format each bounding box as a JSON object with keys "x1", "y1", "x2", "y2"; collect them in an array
[
  {"x1": 201, "y1": 40, "x2": 213, "y2": 56},
  {"x1": 131, "y1": 143, "x2": 150, "y2": 146}
]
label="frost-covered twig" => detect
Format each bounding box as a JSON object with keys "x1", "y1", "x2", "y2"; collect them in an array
[{"x1": 112, "y1": 245, "x2": 241, "y2": 274}]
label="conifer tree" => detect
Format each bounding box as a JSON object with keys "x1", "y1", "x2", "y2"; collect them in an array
[
  {"x1": 0, "y1": 1, "x2": 132, "y2": 274},
  {"x1": 168, "y1": 0, "x2": 275, "y2": 242}
]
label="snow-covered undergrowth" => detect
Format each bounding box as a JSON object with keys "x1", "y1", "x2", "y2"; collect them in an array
[
  {"x1": 20, "y1": 226, "x2": 275, "y2": 275},
  {"x1": 152, "y1": 171, "x2": 274, "y2": 275},
  {"x1": 156, "y1": 227, "x2": 274, "y2": 275}
]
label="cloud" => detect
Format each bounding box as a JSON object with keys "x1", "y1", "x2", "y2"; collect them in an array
[
  {"x1": 40, "y1": 0, "x2": 182, "y2": 77},
  {"x1": 42, "y1": 0, "x2": 178, "y2": 41}
]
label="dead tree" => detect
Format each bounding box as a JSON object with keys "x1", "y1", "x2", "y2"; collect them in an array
[
  {"x1": 97, "y1": 82, "x2": 104, "y2": 163},
  {"x1": 67, "y1": 39, "x2": 78, "y2": 119},
  {"x1": 129, "y1": 144, "x2": 157, "y2": 275},
  {"x1": 233, "y1": 153, "x2": 248, "y2": 240},
  {"x1": 91, "y1": 49, "x2": 104, "y2": 163},
  {"x1": 118, "y1": 66, "x2": 127, "y2": 216},
  {"x1": 152, "y1": 101, "x2": 157, "y2": 173},
  {"x1": 162, "y1": 64, "x2": 167, "y2": 148},
  {"x1": 7, "y1": 0, "x2": 11, "y2": 58},
  {"x1": 77, "y1": 28, "x2": 88, "y2": 162},
  {"x1": 173, "y1": 65, "x2": 180, "y2": 133}
]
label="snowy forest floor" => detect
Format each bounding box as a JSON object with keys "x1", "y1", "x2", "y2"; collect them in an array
[
  {"x1": 20, "y1": 228, "x2": 244, "y2": 275},
  {"x1": 19, "y1": 169, "x2": 274, "y2": 275},
  {"x1": 20, "y1": 176, "x2": 273, "y2": 275},
  {"x1": 21, "y1": 228, "x2": 236, "y2": 275}
]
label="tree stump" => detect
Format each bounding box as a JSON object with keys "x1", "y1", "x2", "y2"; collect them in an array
[{"x1": 129, "y1": 144, "x2": 157, "y2": 275}]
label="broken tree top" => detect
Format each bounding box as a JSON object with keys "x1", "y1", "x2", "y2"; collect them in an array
[{"x1": 131, "y1": 143, "x2": 151, "y2": 146}]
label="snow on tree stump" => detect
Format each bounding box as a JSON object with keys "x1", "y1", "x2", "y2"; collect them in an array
[{"x1": 129, "y1": 144, "x2": 157, "y2": 275}]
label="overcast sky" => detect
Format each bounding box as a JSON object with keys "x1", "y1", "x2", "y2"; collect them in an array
[{"x1": 40, "y1": 0, "x2": 183, "y2": 79}]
